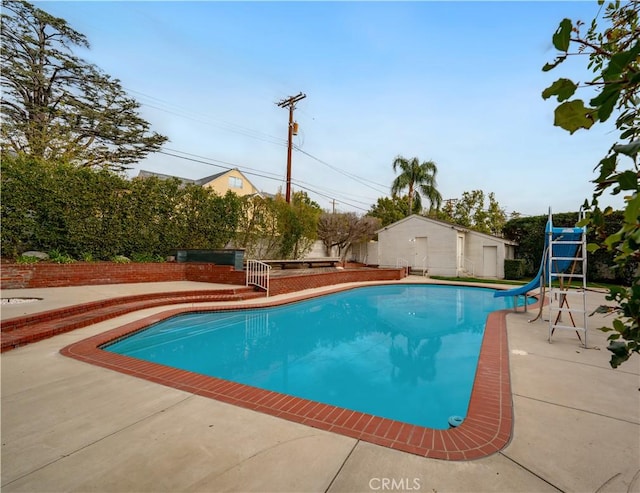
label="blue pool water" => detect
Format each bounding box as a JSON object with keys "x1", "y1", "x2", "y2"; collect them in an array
[{"x1": 105, "y1": 284, "x2": 522, "y2": 429}]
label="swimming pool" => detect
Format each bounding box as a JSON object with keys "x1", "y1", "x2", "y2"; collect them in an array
[
  {"x1": 105, "y1": 284, "x2": 520, "y2": 430},
  {"x1": 62, "y1": 281, "x2": 520, "y2": 459}
]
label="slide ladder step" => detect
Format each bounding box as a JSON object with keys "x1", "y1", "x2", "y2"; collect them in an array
[
  {"x1": 550, "y1": 307, "x2": 587, "y2": 315},
  {"x1": 551, "y1": 324, "x2": 586, "y2": 332}
]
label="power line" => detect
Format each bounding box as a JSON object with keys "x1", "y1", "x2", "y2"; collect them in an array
[
  {"x1": 127, "y1": 87, "x2": 391, "y2": 202},
  {"x1": 288, "y1": 174, "x2": 377, "y2": 209},
  {"x1": 162, "y1": 146, "x2": 381, "y2": 207},
  {"x1": 289, "y1": 182, "x2": 370, "y2": 213},
  {"x1": 126, "y1": 87, "x2": 287, "y2": 147},
  {"x1": 155, "y1": 149, "x2": 373, "y2": 212},
  {"x1": 158, "y1": 149, "x2": 282, "y2": 183},
  {"x1": 159, "y1": 148, "x2": 379, "y2": 208},
  {"x1": 293, "y1": 145, "x2": 389, "y2": 195},
  {"x1": 122, "y1": 88, "x2": 395, "y2": 210}
]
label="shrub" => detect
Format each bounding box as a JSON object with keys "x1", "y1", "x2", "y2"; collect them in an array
[
  {"x1": 131, "y1": 252, "x2": 165, "y2": 263},
  {"x1": 80, "y1": 252, "x2": 95, "y2": 262},
  {"x1": 1, "y1": 155, "x2": 243, "y2": 260},
  {"x1": 504, "y1": 259, "x2": 527, "y2": 280},
  {"x1": 48, "y1": 249, "x2": 75, "y2": 264},
  {"x1": 16, "y1": 254, "x2": 40, "y2": 264},
  {"x1": 111, "y1": 255, "x2": 131, "y2": 264}
]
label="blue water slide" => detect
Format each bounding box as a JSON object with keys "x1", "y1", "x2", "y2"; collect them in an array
[
  {"x1": 493, "y1": 255, "x2": 545, "y2": 298},
  {"x1": 494, "y1": 219, "x2": 583, "y2": 298}
]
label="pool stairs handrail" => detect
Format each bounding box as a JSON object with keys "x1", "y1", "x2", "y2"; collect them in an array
[
  {"x1": 396, "y1": 257, "x2": 410, "y2": 276},
  {"x1": 463, "y1": 257, "x2": 475, "y2": 277},
  {"x1": 246, "y1": 259, "x2": 271, "y2": 297},
  {"x1": 420, "y1": 255, "x2": 428, "y2": 277}
]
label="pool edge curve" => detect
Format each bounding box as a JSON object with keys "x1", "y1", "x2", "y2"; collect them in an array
[{"x1": 60, "y1": 283, "x2": 517, "y2": 461}]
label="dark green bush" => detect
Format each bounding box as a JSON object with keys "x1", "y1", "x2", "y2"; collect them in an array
[
  {"x1": 504, "y1": 259, "x2": 527, "y2": 280},
  {"x1": 503, "y1": 212, "x2": 637, "y2": 285},
  {"x1": 131, "y1": 253, "x2": 165, "y2": 263},
  {"x1": 48, "y1": 248, "x2": 75, "y2": 264},
  {"x1": 1, "y1": 155, "x2": 243, "y2": 260}
]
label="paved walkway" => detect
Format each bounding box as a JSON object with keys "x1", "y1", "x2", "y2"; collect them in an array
[
  {"x1": 0, "y1": 281, "x2": 237, "y2": 320},
  {"x1": 1, "y1": 281, "x2": 264, "y2": 352},
  {"x1": 1, "y1": 278, "x2": 639, "y2": 492}
]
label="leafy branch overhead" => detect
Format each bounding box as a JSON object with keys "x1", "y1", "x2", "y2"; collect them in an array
[
  {"x1": 542, "y1": 7, "x2": 640, "y2": 135},
  {"x1": 542, "y1": 0, "x2": 640, "y2": 368}
]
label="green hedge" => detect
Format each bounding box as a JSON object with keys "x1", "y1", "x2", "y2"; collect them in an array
[
  {"x1": 503, "y1": 212, "x2": 637, "y2": 285},
  {"x1": 1, "y1": 155, "x2": 242, "y2": 259},
  {"x1": 504, "y1": 259, "x2": 527, "y2": 280}
]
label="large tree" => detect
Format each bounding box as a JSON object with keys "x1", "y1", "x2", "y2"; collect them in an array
[
  {"x1": 367, "y1": 195, "x2": 415, "y2": 227},
  {"x1": 435, "y1": 190, "x2": 507, "y2": 236},
  {"x1": 234, "y1": 191, "x2": 321, "y2": 259},
  {"x1": 317, "y1": 212, "x2": 380, "y2": 260},
  {"x1": 277, "y1": 191, "x2": 322, "y2": 259},
  {"x1": 0, "y1": 0, "x2": 167, "y2": 171},
  {"x1": 542, "y1": 0, "x2": 639, "y2": 368},
  {"x1": 391, "y1": 156, "x2": 442, "y2": 215}
]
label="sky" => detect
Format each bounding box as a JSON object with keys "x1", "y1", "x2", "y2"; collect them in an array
[{"x1": 32, "y1": 0, "x2": 624, "y2": 217}]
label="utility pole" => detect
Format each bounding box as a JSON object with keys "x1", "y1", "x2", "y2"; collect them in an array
[
  {"x1": 443, "y1": 198, "x2": 458, "y2": 210},
  {"x1": 276, "y1": 92, "x2": 306, "y2": 203}
]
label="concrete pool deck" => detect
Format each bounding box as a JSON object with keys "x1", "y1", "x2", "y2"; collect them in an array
[{"x1": 1, "y1": 277, "x2": 639, "y2": 492}]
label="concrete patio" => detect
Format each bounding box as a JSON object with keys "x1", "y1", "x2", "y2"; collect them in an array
[{"x1": 1, "y1": 278, "x2": 639, "y2": 492}]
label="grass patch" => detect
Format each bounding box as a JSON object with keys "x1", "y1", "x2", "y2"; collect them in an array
[{"x1": 430, "y1": 276, "x2": 529, "y2": 286}]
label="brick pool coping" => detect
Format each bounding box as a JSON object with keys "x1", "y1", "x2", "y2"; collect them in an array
[{"x1": 61, "y1": 284, "x2": 518, "y2": 461}]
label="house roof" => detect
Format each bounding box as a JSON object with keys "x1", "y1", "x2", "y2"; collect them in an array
[
  {"x1": 377, "y1": 214, "x2": 518, "y2": 245},
  {"x1": 194, "y1": 170, "x2": 228, "y2": 186},
  {"x1": 137, "y1": 168, "x2": 263, "y2": 196},
  {"x1": 137, "y1": 170, "x2": 196, "y2": 185}
]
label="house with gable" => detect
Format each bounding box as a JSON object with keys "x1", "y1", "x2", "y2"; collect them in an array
[
  {"x1": 137, "y1": 168, "x2": 263, "y2": 197},
  {"x1": 360, "y1": 215, "x2": 517, "y2": 278}
]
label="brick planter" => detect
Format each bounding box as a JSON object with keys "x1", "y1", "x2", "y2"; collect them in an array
[
  {"x1": 269, "y1": 269, "x2": 403, "y2": 296},
  {"x1": 1, "y1": 262, "x2": 404, "y2": 291},
  {"x1": 0, "y1": 262, "x2": 244, "y2": 289}
]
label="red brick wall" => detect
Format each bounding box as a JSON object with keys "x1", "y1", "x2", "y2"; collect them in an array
[
  {"x1": 183, "y1": 264, "x2": 245, "y2": 285},
  {"x1": 1, "y1": 263, "x2": 404, "y2": 290},
  {"x1": 0, "y1": 263, "x2": 243, "y2": 289},
  {"x1": 269, "y1": 269, "x2": 404, "y2": 296}
]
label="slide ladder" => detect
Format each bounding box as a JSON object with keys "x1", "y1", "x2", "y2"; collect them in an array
[
  {"x1": 494, "y1": 208, "x2": 588, "y2": 347},
  {"x1": 546, "y1": 210, "x2": 588, "y2": 347}
]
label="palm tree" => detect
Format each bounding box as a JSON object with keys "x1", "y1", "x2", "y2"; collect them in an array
[{"x1": 391, "y1": 156, "x2": 442, "y2": 215}]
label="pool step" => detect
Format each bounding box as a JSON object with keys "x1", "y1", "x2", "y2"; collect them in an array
[{"x1": 1, "y1": 287, "x2": 266, "y2": 352}]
